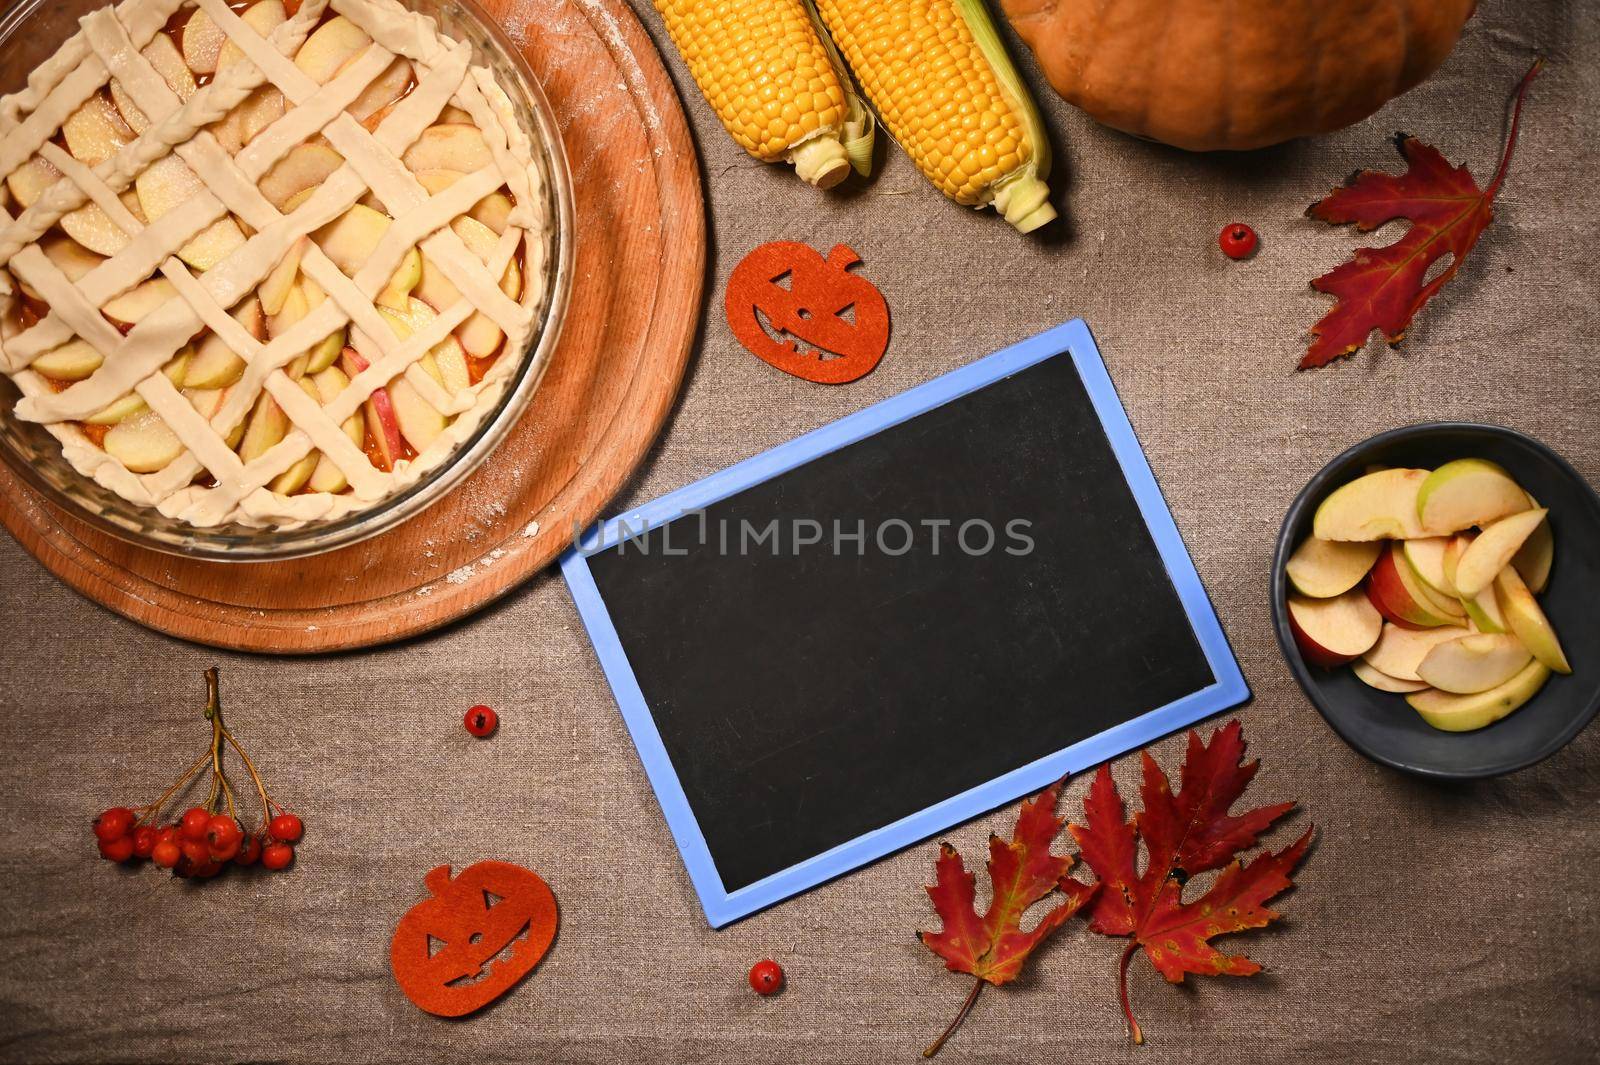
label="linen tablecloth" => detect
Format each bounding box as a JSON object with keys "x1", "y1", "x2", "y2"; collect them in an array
[{"x1": 2, "y1": 0, "x2": 1597, "y2": 1060}]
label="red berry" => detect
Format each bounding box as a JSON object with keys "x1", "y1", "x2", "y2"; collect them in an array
[
  {"x1": 234, "y1": 833, "x2": 262, "y2": 866},
  {"x1": 180, "y1": 806, "x2": 211, "y2": 842},
  {"x1": 152, "y1": 840, "x2": 181, "y2": 868},
  {"x1": 131, "y1": 825, "x2": 159, "y2": 859},
  {"x1": 206, "y1": 815, "x2": 243, "y2": 860},
  {"x1": 464, "y1": 704, "x2": 498, "y2": 737},
  {"x1": 99, "y1": 834, "x2": 136, "y2": 862},
  {"x1": 155, "y1": 824, "x2": 180, "y2": 847},
  {"x1": 748, "y1": 959, "x2": 784, "y2": 996},
  {"x1": 268, "y1": 813, "x2": 304, "y2": 844},
  {"x1": 94, "y1": 807, "x2": 135, "y2": 843},
  {"x1": 261, "y1": 843, "x2": 295, "y2": 871},
  {"x1": 180, "y1": 838, "x2": 210, "y2": 866},
  {"x1": 1218, "y1": 222, "x2": 1259, "y2": 260}
]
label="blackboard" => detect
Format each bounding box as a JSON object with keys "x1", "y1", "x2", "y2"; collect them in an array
[{"x1": 563, "y1": 320, "x2": 1247, "y2": 926}]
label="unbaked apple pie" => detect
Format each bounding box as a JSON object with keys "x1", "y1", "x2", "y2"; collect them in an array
[{"x1": 0, "y1": 0, "x2": 551, "y2": 527}]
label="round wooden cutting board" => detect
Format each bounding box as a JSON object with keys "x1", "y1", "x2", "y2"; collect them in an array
[{"x1": 0, "y1": 0, "x2": 706, "y2": 653}]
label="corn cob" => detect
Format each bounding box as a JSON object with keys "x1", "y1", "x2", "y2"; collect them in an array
[
  {"x1": 653, "y1": 0, "x2": 875, "y2": 189},
  {"x1": 813, "y1": 0, "x2": 1055, "y2": 232}
]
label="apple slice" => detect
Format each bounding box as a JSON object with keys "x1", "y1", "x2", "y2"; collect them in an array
[
  {"x1": 135, "y1": 154, "x2": 246, "y2": 270},
  {"x1": 294, "y1": 16, "x2": 370, "y2": 84},
  {"x1": 84, "y1": 393, "x2": 148, "y2": 426},
  {"x1": 110, "y1": 34, "x2": 195, "y2": 133},
  {"x1": 1417, "y1": 633, "x2": 1532, "y2": 695},
  {"x1": 237, "y1": 391, "x2": 289, "y2": 464},
  {"x1": 1286, "y1": 536, "x2": 1380, "y2": 598},
  {"x1": 377, "y1": 248, "x2": 422, "y2": 310},
  {"x1": 415, "y1": 170, "x2": 514, "y2": 234},
  {"x1": 1407, "y1": 660, "x2": 1551, "y2": 732},
  {"x1": 1495, "y1": 566, "x2": 1571, "y2": 674},
  {"x1": 269, "y1": 377, "x2": 324, "y2": 494},
  {"x1": 305, "y1": 366, "x2": 365, "y2": 493},
  {"x1": 402, "y1": 124, "x2": 493, "y2": 175},
  {"x1": 32, "y1": 339, "x2": 104, "y2": 381},
  {"x1": 211, "y1": 1, "x2": 287, "y2": 153},
  {"x1": 341, "y1": 347, "x2": 403, "y2": 471},
  {"x1": 416, "y1": 217, "x2": 521, "y2": 357},
  {"x1": 181, "y1": 7, "x2": 226, "y2": 74},
  {"x1": 389, "y1": 377, "x2": 446, "y2": 452},
  {"x1": 6, "y1": 157, "x2": 132, "y2": 256},
  {"x1": 1286, "y1": 588, "x2": 1382, "y2": 668},
  {"x1": 1453, "y1": 509, "x2": 1548, "y2": 598},
  {"x1": 41, "y1": 235, "x2": 104, "y2": 282},
  {"x1": 1312, "y1": 468, "x2": 1430, "y2": 542},
  {"x1": 1417, "y1": 458, "x2": 1531, "y2": 536},
  {"x1": 1362, "y1": 622, "x2": 1470, "y2": 683},
  {"x1": 260, "y1": 143, "x2": 345, "y2": 211},
  {"x1": 62, "y1": 92, "x2": 133, "y2": 167},
  {"x1": 185, "y1": 297, "x2": 262, "y2": 389},
  {"x1": 258, "y1": 238, "x2": 307, "y2": 316},
  {"x1": 1351, "y1": 659, "x2": 1431, "y2": 694},
  {"x1": 1401, "y1": 536, "x2": 1455, "y2": 596},
  {"x1": 104, "y1": 278, "x2": 179, "y2": 326},
  {"x1": 347, "y1": 57, "x2": 412, "y2": 122},
  {"x1": 314, "y1": 203, "x2": 391, "y2": 275},
  {"x1": 1366, "y1": 544, "x2": 1456, "y2": 628},
  {"x1": 1511, "y1": 493, "x2": 1554, "y2": 594},
  {"x1": 62, "y1": 197, "x2": 140, "y2": 257},
  {"x1": 104, "y1": 408, "x2": 182, "y2": 472},
  {"x1": 184, "y1": 386, "x2": 226, "y2": 421}
]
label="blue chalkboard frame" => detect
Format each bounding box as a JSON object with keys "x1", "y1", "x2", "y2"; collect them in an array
[{"x1": 560, "y1": 319, "x2": 1249, "y2": 927}]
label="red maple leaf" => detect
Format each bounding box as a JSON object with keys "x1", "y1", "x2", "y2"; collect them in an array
[
  {"x1": 1070, "y1": 721, "x2": 1312, "y2": 1044},
  {"x1": 919, "y1": 780, "x2": 1097, "y2": 1057},
  {"x1": 1302, "y1": 60, "x2": 1541, "y2": 369}
]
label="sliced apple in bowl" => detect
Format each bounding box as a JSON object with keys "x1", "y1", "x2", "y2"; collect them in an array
[
  {"x1": 1362, "y1": 622, "x2": 1470, "y2": 684},
  {"x1": 1453, "y1": 508, "x2": 1548, "y2": 598},
  {"x1": 1407, "y1": 660, "x2": 1551, "y2": 733},
  {"x1": 1287, "y1": 589, "x2": 1382, "y2": 668},
  {"x1": 1416, "y1": 458, "x2": 1531, "y2": 536},
  {"x1": 1312, "y1": 468, "x2": 1429, "y2": 541},
  {"x1": 1285, "y1": 536, "x2": 1380, "y2": 598},
  {"x1": 1366, "y1": 543, "x2": 1459, "y2": 628},
  {"x1": 1416, "y1": 633, "x2": 1532, "y2": 694}
]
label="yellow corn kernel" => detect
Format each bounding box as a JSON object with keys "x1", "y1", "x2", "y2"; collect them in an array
[
  {"x1": 814, "y1": 0, "x2": 1055, "y2": 232},
  {"x1": 653, "y1": 0, "x2": 873, "y2": 188}
]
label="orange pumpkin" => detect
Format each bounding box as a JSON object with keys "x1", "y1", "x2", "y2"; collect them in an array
[{"x1": 1000, "y1": 0, "x2": 1478, "y2": 151}]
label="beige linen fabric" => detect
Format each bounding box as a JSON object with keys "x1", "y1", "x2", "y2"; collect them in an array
[{"x1": 2, "y1": 0, "x2": 1597, "y2": 1061}]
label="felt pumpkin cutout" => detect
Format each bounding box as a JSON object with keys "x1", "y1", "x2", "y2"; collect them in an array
[
  {"x1": 390, "y1": 861, "x2": 558, "y2": 1017},
  {"x1": 725, "y1": 241, "x2": 890, "y2": 384}
]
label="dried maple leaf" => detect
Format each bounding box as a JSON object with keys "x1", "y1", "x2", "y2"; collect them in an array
[
  {"x1": 919, "y1": 780, "x2": 1097, "y2": 1057},
  {"x1": 1302, "y1": 60, "x2": 1541, "y2": 369},
  {"x1": 1070, "y1": 721, "x2": 1312, "y2": 1044}
]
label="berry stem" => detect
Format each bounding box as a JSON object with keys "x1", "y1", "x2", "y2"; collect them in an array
[
  {"x1": 923, "y1": 976, "x2": 983, "y2": 1058},
  {"x1": 223, "y1": 720, "x2": 274, "y2": 833},
  {"x1": 135, "y1": 746, "x2": 212, "y2": 825}
]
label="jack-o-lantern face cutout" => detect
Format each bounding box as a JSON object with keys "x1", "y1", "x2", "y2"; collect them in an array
[
  {"x1": 390, "y1": 861, "x2": 558, "y2": 1017},
  {"x1": 725, "y1": 241, "x2": 891, "y2": 384}
]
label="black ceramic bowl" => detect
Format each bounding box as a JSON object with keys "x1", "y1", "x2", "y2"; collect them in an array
[{"x1": 1272, "y1": 423, "x2": 1600, "y2": 779}]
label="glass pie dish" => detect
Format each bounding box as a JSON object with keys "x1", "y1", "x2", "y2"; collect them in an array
[{"x1": 0, "y1": 0, "x2": 574, "y2": 560}]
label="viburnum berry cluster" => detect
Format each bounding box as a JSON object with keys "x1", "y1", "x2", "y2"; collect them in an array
[{"x1": 93, "y1": 668, "x2": 303, "y2": 880}]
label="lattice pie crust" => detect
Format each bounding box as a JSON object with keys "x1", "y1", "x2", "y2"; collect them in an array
[{"x1": 0, "y1": 0, "x2": 550, "y2": 528}]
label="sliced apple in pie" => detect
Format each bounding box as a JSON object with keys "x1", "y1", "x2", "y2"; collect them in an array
[{"x1": 0, "y1": 0, "x2": 550, "y2": 526}]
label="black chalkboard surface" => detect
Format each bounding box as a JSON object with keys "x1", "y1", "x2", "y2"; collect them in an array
[{"x1": 564, "y1": 321, "x2": 1246, "y2": 925}]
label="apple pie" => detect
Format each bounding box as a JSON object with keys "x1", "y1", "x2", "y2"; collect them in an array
[{"x1": 0, "y1": 0, "x2": 552, "y2": 527}]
